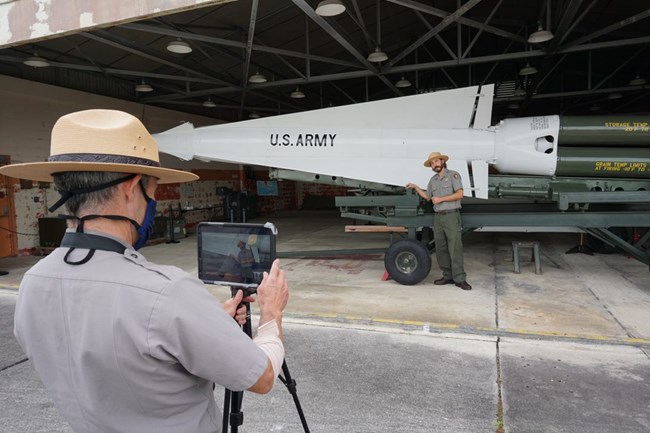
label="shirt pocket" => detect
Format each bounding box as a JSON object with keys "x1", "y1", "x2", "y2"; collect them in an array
[{"x1": 441, "y1": 179, "x2": 453, "y2": 195}]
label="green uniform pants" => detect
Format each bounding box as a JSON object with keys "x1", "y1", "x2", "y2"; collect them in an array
[{"x1": 433, "y1": 211, "x2": 466, "y2": 283}]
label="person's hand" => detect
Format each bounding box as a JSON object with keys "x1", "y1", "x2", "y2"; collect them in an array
[
  {"x1": 256, "y1": 259, "x2": 289, "y2": 325},
  {"x1": 432, "y1": 196, "x2": 444, "y2": 204},
  {"x1": 223, "y1": 289, "x2": 255, "y2": 325},
  {"x1": 405, "y1": 183, "x2": 416, "y2": 189}
]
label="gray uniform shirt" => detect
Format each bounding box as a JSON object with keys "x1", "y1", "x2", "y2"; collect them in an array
[
  {"x1": 426, "y1": 169, "x2": 464, "y2": 212},
  {"x1": 14, "y1": 231, "x2": 268, "y2": 433}
]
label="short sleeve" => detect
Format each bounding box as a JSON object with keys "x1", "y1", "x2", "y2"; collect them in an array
[
  {"x1": 147, "y1": 275, "x2": 268, "y2": 391},
  {"x1": 451, "y1": 171, "x2": 463, "y2": 192}
]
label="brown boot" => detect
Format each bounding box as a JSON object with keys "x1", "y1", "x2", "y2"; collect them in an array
[{"x1": 455, "y1": 281, "x2": 472, "y2": 290}]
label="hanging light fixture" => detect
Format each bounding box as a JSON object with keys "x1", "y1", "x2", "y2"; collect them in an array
[
  {"x1": 508, "y1": 102, "x2": 520, "y2": 110},
  {"x1": 248, "y1": 70, "x2": 267, "y2": 83},
  {"x1": 395, "y1": 76, "x2": 412, "y2": 88},
  {"x1": 589, "y1": 104, "x2": 600, "y2": 112},
  {"x1": 607, "y1": 92, "x2": 623, "y2": 100},
  {"x1": 249, "y1": 112, "x2": 261, "y2": 119},
  {"x1": 24, "y1": 53, "x2": 50, "y2": 68},
  {"x1": 367, "y1": 0, "x2": 388, "y2": 63},
  {"x1": 135, "y1": 80, "x2": 153, "y2": 92},
  {"x1": 202, "y1": 99, "x2": 216, "y2": 107},
  {"x1": 629, "y1": 73, "x2": 647, "y2": 86},
  {"x1": 290, "y1": 88, "x2": 306, "y2": 99},
  {"x1": 368, "y1": 46, "x2": 388, "y2": 63},
  {"x1": 514, "y1": 87, "x2": 527, "y2": 96},
  {"x1": 167, "y1": 38, "x2": 192, "y2": 54},
  {"x1": 519, "y1": 62, "x2": 538, "y2": 76},
  {"x1": 528, "y1": 22, "x2": 554, "y2": 44},
  {"x1": 315, "y1": 0, "x2": 346, "y2": 17}
]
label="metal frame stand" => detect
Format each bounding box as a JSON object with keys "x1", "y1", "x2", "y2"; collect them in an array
[
  {"x1": 222, "y1": 299, "x2": 310, "y2": 433},
  {"x1": 512, "y1": 241, "x2": 542, "y2": 274}
]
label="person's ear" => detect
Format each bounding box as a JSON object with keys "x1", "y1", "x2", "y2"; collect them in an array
[{"x1": 122, "y1": 174, "x2": 143, "y2": 201}]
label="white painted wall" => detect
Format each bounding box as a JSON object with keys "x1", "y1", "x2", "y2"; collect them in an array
[{"x1": 0, "y1": 74, "x2": 234, "y2": 251}]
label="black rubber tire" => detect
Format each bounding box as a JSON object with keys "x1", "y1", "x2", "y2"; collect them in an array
[{"x1": 384, "y1": 239, "x2": 432, "y2": 285}]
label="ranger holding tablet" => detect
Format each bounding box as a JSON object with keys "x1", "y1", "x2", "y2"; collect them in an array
[{"x1": 2, "y1": 109, "x2": 289, "y2": 433}]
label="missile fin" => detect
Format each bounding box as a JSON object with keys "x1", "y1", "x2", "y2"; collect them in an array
[
  {"x1": 471, "y1": 160, "x2": 489, "y2": 199},
  {"x1": 473, "y1": 84, "x2": 494, "y2": 130}
]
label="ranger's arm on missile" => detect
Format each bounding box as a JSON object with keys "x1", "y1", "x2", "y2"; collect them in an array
[{"x1": 405, "y1": 183, "x2": 432, "y2": 203}]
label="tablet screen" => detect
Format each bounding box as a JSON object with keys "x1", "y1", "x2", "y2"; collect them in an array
[{"x1": 197, "y1": 222, "x2": 277, "y2": 289}]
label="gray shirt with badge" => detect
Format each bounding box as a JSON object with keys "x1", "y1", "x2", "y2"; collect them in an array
[
  {"x1": 14, "y1": 231, "x2": 268, "y2": 433},
  {"x1": 426, "y1": 169, "x2": 464, "y2": 212}
]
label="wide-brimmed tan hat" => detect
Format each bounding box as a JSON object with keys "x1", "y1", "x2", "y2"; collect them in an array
[
  {"x1": 423, "y1": 151, "x2": 449, "y2": 167},
  {"x1": 0, "y1": 109, "x2": 198, "y2": 184}
]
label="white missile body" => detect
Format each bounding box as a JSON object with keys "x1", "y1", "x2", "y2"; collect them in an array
[{"x1": 155, "y1": 84, "x2": 561, "y2": 199}]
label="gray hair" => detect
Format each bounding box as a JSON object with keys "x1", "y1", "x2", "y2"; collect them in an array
[{"x1": 52, "y1": 172, "x2": 151, "y2": 215}]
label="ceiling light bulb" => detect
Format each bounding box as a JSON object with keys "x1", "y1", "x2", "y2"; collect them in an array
[
  {"x1": 396, "y1": 77, "x2": 412, "y2": 88},
  {"x1": 508, "y1": 102, "x2": 520, "y2": 110},
  {"x1": 528, "y1": 23, "x2": 554, "y2": 44},
  {"x1": 203, "y1": 99, "x2": 216, "y2": 107},
  {"x1": 514, "y1": 88, "x2": 527, "y2": 96},
  {"x1": 629, "y1": 74, "x2": 647, "y2": 86},
  {"x1": 589, "y1": 105, "x2": 600, "y2": 112},
  {"x1": 24, "y1": 54, "x2": 50, "y2": 68},
  {"x1": 290, "y1": 88, "x2": 305, "y2": 99},
  {"x1": 607, "y1": 92, "x2": 623, "y2": 100},
  {"x1": 315, "y1": 0, "x2": 346, "y2": 17},
  {"x1": 135, "y1": 81, "x2": 153, "y2": 92},
  {"x1": 167, "y1": 39, "x2": 192, "y2": 54},
  {"x1": 249, "y1": 70, "x2": 267, "y2": 83},
  {"x1": 367, "y1": 47, "x2": 388, "y2": 63},
  {"x1": 249, "y1": 112, "x2": 261, "y2": 119},
  {"x1": 519, "y1": 63, "x2": 538, "y2": 76}
]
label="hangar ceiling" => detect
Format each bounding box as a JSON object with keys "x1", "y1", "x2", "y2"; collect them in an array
[{"x1": 1, "y1": 0, "x2": 649, "y2": 123}]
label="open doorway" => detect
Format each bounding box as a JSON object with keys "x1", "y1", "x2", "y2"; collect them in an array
[{"x1": 0, "y1": 156, "x2": 18, "y2": 258}]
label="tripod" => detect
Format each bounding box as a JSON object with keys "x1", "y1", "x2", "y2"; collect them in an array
[{"x1": 222, "y1": 299, "x2": 310, "y2": 433}]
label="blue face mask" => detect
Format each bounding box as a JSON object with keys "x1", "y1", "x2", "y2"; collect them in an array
[{"x1": 133, "y1": 181, "x2": 157, "y2": 250}]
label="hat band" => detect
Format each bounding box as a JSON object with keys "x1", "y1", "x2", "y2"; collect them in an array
[{"x1": 48, "y1": 153, "x2": 160, "y2": 167}]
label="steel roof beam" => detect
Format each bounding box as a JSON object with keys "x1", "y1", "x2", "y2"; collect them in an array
[
  {"x1": 291, "y1": 0, "x2": 401, "y2": 96},
  {"x1": 386, "y1": 0, "x2": 483, "y2": 69},
  {"x1": 414, "y1": 11, "x2": 457, "y2": 60},
  {"x1": 238, "y1": 0, "x2": 259, "y2": 119},
  {"x1": 562, "y1": 8, "x2": 650, "y2": 50},
  {"x1": 462, "y1": 0, "x2": 504, "y2": 59},
  {"x1": 137, "y1": 33, "x2": 650, "y2": 102},
  {"x1": 388, "y1": 0, "x2": 527, "y2": 44},
  {"x1": 122, "y1": 22, "x2": 360, "y2": 69},
  {"x1": 82, "y1": 31, "x2": 224, "y2": 82}
]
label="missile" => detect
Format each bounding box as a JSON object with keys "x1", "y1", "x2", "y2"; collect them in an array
[{"x1": 154, "y1": 84, "x2": 650, "y2": 199}]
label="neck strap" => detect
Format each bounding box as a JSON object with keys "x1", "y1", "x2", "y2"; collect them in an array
[{"x1": 60, "y1": 232, "x2": 128, "y2": 265}]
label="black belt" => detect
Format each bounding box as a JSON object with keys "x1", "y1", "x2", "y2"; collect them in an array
[{"x1": 436, "y1": 209, "x2": 460, "y2": 215}]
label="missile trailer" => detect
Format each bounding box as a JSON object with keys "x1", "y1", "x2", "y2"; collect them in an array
[{"x1": 270, "y1": 169, "x2": 650, "y2": 285}]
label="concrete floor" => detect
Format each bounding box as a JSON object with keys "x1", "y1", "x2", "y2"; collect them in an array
[{"x1": 1, "y1": 210, "x2": 649, "y2": 432}]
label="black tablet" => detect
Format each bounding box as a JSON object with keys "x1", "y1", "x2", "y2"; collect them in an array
[{"x1": 197, "y1": 222, "x2": 277, "y2": 290}]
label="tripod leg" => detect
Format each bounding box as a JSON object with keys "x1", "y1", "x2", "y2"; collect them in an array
[
  {"x1": 222, "y1": 389, "x2": 230, "y2": 433},
  {"x1": 223, "y1": 298, "x2": 251, "y2": 433},
  {"x1": 278, "y1": 361, "x2": 311, "y2": 433},
  {"x1": 223, "y1": 388, "x2": 244, "y2": 433},
  {"x1": 230, "y1": 391, "x2": 244, "y2": 433}
]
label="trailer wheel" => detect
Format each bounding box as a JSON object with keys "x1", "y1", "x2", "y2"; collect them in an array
[{"x1": 384, "y1": 239, "x2": 432, "y2": 285}]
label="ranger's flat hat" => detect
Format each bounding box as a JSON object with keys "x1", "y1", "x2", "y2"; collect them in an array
[
  {"x1": 423, "y1": 151, "x2": 449, "y2": 167},
  {"x1": 0, "y1": 109, "x2": 198, "y2": 184}
]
